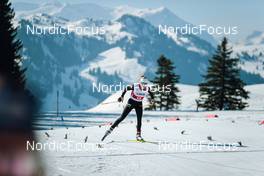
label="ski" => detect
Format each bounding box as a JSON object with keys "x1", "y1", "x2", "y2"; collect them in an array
[{"x1": 127, "y1": 139, "x2": 159, "y2": 145}]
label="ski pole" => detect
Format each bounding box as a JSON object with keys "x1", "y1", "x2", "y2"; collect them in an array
[{"x1": 101, "y1": 101, "x2": 118, "y2": 105}]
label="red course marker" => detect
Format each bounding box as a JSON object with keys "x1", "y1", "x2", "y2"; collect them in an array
[
  {"x1": 259, "y1": 120, "x2": 264, "y2": 125},
  {"x1": 206, "y1": 114, "x2": 218, "y2": 118},
  {"x1": 165, "y1": 117, "x2": 180, "y2": 121}
]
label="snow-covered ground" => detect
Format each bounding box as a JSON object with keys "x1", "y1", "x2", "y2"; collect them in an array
[
  {"x1": 36, "y1": 111, "x2": 264, "y2": 176},
  {"x1": 34, "y1": 84, "x2": 264, "y2": 176},
  {"x1": 35, "y1": 84, "x2": 262, "y2": 175},
  {"x1": 87, "y1": 84, "x2": 264, "y2": 113}
]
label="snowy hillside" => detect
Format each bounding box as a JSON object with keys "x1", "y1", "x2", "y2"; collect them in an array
[
  {"x1": 87, "y1": 84, "x2": 199, "y2": 113},
  {"x1": 87, "y1": 47, "x2": 146, "y2": 82},
  {"x1": 87, "y1": 84, "x2": 264, "y2": 113},
  {"x1": 233, "y1": 31, "x2": 264, "y2": 83}
]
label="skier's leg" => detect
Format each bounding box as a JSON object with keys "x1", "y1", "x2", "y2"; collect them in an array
[
  {"x1": 110, "y1": 103, "x2": 133, "y2": 130},
  {"x1": 101, "y1": 102, "x2": 134, "y2": 141},
  {"x1": 135, "y1": 104, "x2": 143, "y2": 140}
]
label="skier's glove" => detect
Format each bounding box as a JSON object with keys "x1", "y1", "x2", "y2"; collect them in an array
[{"x1": 118, "y1": 97, "x2": 124, "y2": 102}]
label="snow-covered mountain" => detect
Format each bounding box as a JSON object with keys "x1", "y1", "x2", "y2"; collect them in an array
[
  {"x1": 14, "y1": 2, "x2": 216, "y2": 44},
  {"x1": 233, "y1": 31, "x2": 264, "y2": 84},
  {"x1": 12, "y1": 2, "x2": 264, "y2": 111},
  {"x1": 112, "y1": 5, "x2": 188, "y2": 26},
  {"x1": 14, "y1": 1, "x2": 112, "y2": 20},
  {"x1": 113, "y1": 6, "x2": 216, "y2": 45}
]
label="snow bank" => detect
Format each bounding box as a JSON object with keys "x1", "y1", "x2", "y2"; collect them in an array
[{"x1": 87, "y1": 84, "x2": 264, "y2": 113}]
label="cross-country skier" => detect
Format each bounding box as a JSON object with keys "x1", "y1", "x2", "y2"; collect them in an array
[{"x1": 101, "y1": 75, "x2": 155, "y2": 141}]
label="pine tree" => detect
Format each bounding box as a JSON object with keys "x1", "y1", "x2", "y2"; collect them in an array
[
  {"x1": 0, "y1": 0, "x2": 26, "y2": 90},
  {"x1": 152, "y1": 55, "x2": 180, "y2": 110},
  {"x1": 199, "y1": 37, "x2": 249, "y2": 110}
]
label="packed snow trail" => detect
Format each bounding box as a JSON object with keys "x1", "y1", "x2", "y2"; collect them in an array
[{"x1": 36, "y1": 112, "x2": 264, "y2": 176}]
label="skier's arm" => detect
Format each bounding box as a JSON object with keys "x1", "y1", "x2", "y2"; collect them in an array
[
  {"x1": 118, "y1": 85, "x2": 133, "y2": 102},
  {"x1": 121, "y1": 85, "x2": 133, "y2": 97}
]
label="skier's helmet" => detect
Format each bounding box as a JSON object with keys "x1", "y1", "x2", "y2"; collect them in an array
[{"x1": 139, "y1": 76, "x2": 148, "y2": 85}]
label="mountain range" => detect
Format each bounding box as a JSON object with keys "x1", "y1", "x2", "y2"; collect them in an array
[{"x1": 12, "y1": 1, "x2": 264, "y2": 111}]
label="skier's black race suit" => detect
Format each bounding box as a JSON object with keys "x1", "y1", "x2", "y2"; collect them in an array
[{"x1": 110, "y1": 84, "x2": 154, "y2": 133}]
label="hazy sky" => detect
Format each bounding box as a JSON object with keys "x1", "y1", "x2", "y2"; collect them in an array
[{"x1": 12, "y1": 0, "x2": 264, "y2": 42}]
